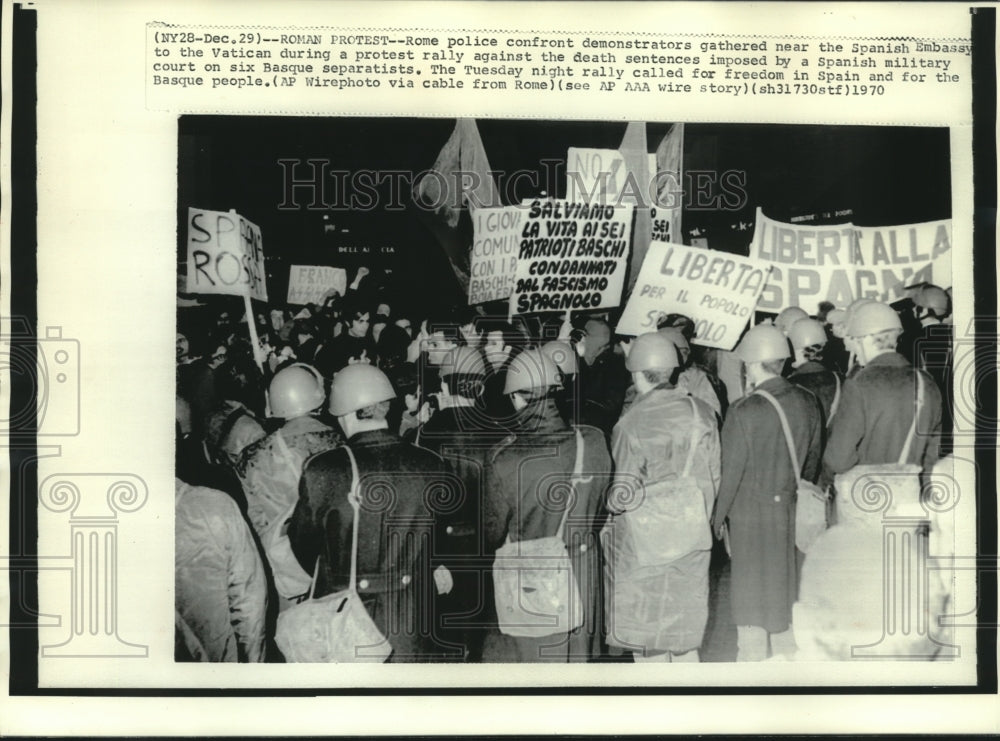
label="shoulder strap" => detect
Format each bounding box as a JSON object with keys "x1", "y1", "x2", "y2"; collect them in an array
[
  {"x1": 682, "y1": 396, "x2": 700, "y2": 477},
  {"x1": 304, "y1": 444, "x2": 361, "y2": 600},
  {"x1": 557, "y1": 427, "x2": 589, "y2": 540},
  {"x1": 272, "y1": 428, "x2": 299, "y2": 472},
  {"x1": 755, "y1": 389, "x2": 802, "y2": 478},
  {"x1": 897, "y1": 371, "x2": 924, "y2": 465},
  {"x1": 828, "y1": 374, "x2": 841, "y2": 424},
  {"x1": 342, "y1": 445, "x2": 362, "y2": 593}
]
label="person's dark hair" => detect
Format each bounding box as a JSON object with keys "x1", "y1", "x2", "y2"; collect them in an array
[
  {"x1": 659, "y1": 313, "x2": 696, "y2": 341},
  {"x1": 290, "y1": 318, "x2": 316, "y2": 342},
  {"x1": 479, "y1": 318, "x2": 528, "y2": 357},
  {"x1": 453, "y1": 306, "x2": 479, "y2": 328},
  {"x1": 376, "y1": 323, "x2": 411, "y2": 371},
  {"x1": 802, "y1": 343, "x2": 826, "y2": 363},
  {"x1": 425, "y1": 309, "x2": 463, "y2": 343},
  {"x1": 509, "y1": 386, "x2": 556, "y2": 404},
  {"x1": 389, "y1": 361, "x2": 419, "y2": 399},
  {"x1": 216, "y1": 354, "x2": 262, "y2": 409}
]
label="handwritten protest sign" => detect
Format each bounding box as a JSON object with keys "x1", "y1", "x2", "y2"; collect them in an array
[
  {"x1": 186, "y1": 207, "x2": 267, "y2": 301},
  {"x1": 567, "y1": 144, "x2": 682, "y2": 251},
  {"x1": 616, "y1": 241, "x2": 772, "y2": 350},
  {"x1": 286, "y1": 265, "x2": 347, "y2": 306},
  {"x1": 509, "y1": 199, "x2": 633, "y2": 315},
  {"x1": 469, "y1": 206, "x2": 522, "y2": 304},
  {"x1": 567, "y1": 147, "x2": 656, "y2": 206},
  {"x1": 750, "y1": 208, "x2": 952, "y2": 312},
  {"x1": 855, "y1": 220, "x2": 952, "y2": 300}
]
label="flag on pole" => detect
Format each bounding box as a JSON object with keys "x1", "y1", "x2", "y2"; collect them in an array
[
  {"x1": 618, "y1": 121, "x2": 651, "y2": 294},
  {"x1": 414, "y1": 119, "x2": 499, "y2": 294},
  {"x1": 654, "y1": 123, "x2": 684, "y2": 246}
]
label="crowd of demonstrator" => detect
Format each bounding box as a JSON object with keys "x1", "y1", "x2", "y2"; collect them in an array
[{"x1": 175, "y1": 277, "x2": 958, "y2": 664}]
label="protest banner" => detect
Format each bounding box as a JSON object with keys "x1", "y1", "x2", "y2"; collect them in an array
[
  {"x1": 854, "y1": 220, "x2": 952, "y2": 301},
  {"x1": 469, "y1": 206, "x2": 522, "y2": 304},
  {"x1": 509, "y1": 198, "x2": 633, "y2": 316},
  {"x1": 568, "y1": 132, "x2": 683, "y2": 290},
  {"x1": 186, "y1": 207, "x2": 268, "y2": 302},
  {"x1": 616, "y1": 241, "x2": 772, "y2": 350},
  {"x1": 286, "y1": 265, "x2": 347, "y2": 306},
  {"x1": 566, "y1": 147, "x2": 656, "y2": 207},
  {"x1": 750, "y1": 208, "x2": 952, "y2": 312}
]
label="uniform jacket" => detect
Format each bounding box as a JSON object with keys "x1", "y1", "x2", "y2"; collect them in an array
[
  {"x1": 288, "y1": 428, "x2": 455, "y2": 662},
  {"x1": 612, "y1": 386, "x2": 720, "y2": 518},
  {"x1": 235, "y1": 415, "x2": 343, "y2": 540},
  {"x1": 822, "y1": 351, "x2": 942, "y2": 478},
  {"x1": 608, "y1": 386, "x2": 721, "y2": 653},
  {"x1": 577, "y1": 346, "x2": 630, "y2": 435},
  {"x1": 677, "y1": 366, "x2": 723, "y2": 422},
  {"x1": 416, "y1": 405, "x2": 511, "y2": 660},
  {"x1": 481, "y1": 398, "x2": 612, "y2": 662},
  {"x1": 417, "y1": 405, "x2": 510, "y2": 552},
  {"x1": 174, "y1": 479, "x2": 267, "y2": 662},
  {"x1": 789, "y1": 361, "x2": 843, "y2": 426},
  {"x1": 714, "y1": 376, "x2": 823, "y2": 633},
  {"x1": 900, "y1": 323, "x2": 953, "y2": 457}
]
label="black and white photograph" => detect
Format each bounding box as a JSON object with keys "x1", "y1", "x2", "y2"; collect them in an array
[
  {"x1": 4, "y1": 0, "x2": 996, "y2": 735},
  {"x1": 174, "y1": 116, "x2": 965, "y2": 666}
]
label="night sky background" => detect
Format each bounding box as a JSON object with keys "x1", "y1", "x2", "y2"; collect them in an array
[{"x1": 177, "y1": 116, "x2": 950, "y2": 317}]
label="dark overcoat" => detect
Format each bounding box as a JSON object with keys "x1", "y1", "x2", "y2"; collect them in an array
[
  {"x1": 823, "y1": 352, "x2": 942, "y2": 479},
  {"x1": 713, "y1": 376, "x2": 823, "y2": 633},
  {"x1": 416, "y1": 405, "x2": 510, "y2": 660},
  {"x1": 480, "y1": 398, "x2": 612, "y2": 662},
  {"x1": 288, "y1": 428, "x2": 455, "y2": 662},
  {"x1": 789, "y1": 361, "x2": 842, "y2": 426}
]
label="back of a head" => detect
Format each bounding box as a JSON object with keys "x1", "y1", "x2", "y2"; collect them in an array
[
  {"x1": 658, "y1": 313, "x2": 696, "y2": 341},
  {"x1": 774, "y1": 306, "x2": 810, "y2": 334},
  {"x1": 583, "y1": 318, "x2": 611, "y2": 348},
  {"x1": 846, "y1": 301, "x2": 902, "y2": 338},
  {"x1": 269, "y1": 363, "x2": 325, "y2": 419},
  {"x1": 735, "y1": 324, "x2": 790, "y2": 364},
  {"x1": 626, "y1": 332, "x2": 679, "y2": 372},
  {"x1": 503, "y1": 348, "x2": 561, "y2": 395},
  {"x1": 912, "y1": 284, "x2": 950, "y2": 317},
  {"x1": 787, "y1": 318, "x2": 829, "y2": 350},
  {"x1": 376, "y1": 323, "x2": 412, "y2": 367},
  {"x1": 328, "y1": 363, "x2": 396, "y2": 417},
  {"x1": 656, "y1": 325, "x2": 691, "y2": 356}
]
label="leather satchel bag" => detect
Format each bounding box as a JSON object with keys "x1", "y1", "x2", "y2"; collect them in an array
[
  {"x1": 755, "y1": 389, "x2": 828, "y2": 553},
  {"x1": 492, "y1": 428, "x2": 587, "y2": 639},
  {"x1": 275, "y1": 446, "x2": 392, "y2": 663}
]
